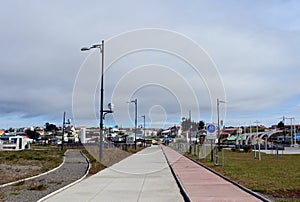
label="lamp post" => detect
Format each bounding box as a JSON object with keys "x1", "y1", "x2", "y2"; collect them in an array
[
  {"x1": 249, "y1": 121, "x2": 252, "y2": 146},
  {"x1": 81, "y1": 40, "x2": 105, "y2": 161},
  {"x1": 61, "y1": 112, "x2": 71, "y2": 150},
  {"x1": 189, "y1": 110, "x2": 192, "y2": 153},
  {"x1": 141, "y1": 115, "x2": 145, "y2": 147},
  {"x1": 293, "y1": 118, "x2": 298, "y2": 147},
  {"x1": 285, "y1": 117, "x2": 295, "y2": 146},
  {"x1": 217, "y1": 98, "x2": 225, "y2": 148},
  {"x1": 214, "y1": 98, "x2": 225, "y2": 166},
  {"x1": 128, "y1": 99, "x2": 138, "y2": 149},
  {"x1": 254, "y1": 120, "x2": 260, "y2": 160}
]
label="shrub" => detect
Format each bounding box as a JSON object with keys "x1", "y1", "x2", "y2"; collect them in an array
[{"x1": 244, "y1": 145, "x2": 252, "y2": 153}]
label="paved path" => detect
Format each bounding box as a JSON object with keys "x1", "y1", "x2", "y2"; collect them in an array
[
  {"x1": 0, "y1": 150, "x2": 89, "y2": 202},
  {"x1": 161, "y1": 146, "x2": 263, "y2": 202},
  {"x1": 44, "y1": 145, "x2": 184, "y2": 202}
]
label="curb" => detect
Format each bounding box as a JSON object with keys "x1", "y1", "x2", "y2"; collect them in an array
[
  {"x1": 160, "y1": 146, "x2": 191, "y2": 202},
  {"x1": 37, "y1": 150, "x2": 91, "y2": 202},
  {"x1": 0, "y1": 150, "x2": 67, "y2": 188}
]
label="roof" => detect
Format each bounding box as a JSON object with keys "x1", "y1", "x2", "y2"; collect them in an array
[{"x1": 227, "y1": 136, "x2": 237, "y2": 141}]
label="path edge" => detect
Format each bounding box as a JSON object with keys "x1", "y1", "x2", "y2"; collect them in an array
[{"x1": 37, "y1": 150, "x2": 91, "y2": 202}]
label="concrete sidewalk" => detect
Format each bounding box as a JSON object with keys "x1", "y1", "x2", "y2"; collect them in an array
[
  {"x1": 44, "y1": 145, "x2": 184, "y2": 202},
  {"x1": 162, "y1": 146, "x2": 264, "y2": 202}
]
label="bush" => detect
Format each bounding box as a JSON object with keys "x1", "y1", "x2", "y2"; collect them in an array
[
  {"x1": 244, "y1": 145, "x2": 252, "y2": 153},
  {"x1": 231, "y1": 148, "x2": 238, "y2": 152}
]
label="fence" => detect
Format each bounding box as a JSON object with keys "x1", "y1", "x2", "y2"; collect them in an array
[{"x1": 168, "y1": 142, "x2": 215, "y2": 160}]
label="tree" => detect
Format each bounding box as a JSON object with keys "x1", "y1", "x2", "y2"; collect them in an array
[
  {"x1": 182, "y1": 119, "x2": 206, "y2": 132},
  {"x1": 198, "y1": 121, "x2": 205, "y2": 130},
  {"x1": 241, "y1": 126, "x2": 245, "y2": 134},
  {"x1": 277, "y1": 121, "x2": 285, "y2": 130},
  {"x1": 277, "y1": 121, "x2": 286, "y2": 142},
  {"x1": 45, "y1": 122, "x2": 58, "y2": 132},
  {"x1": 181, "y1": 118, "x2": 191, "y2": 131},
  {"x1": 157, "y1": 129, "x2": 164, "y2": 137},
  {"x1": 7, "y1": 128, "x2": 15, "y2": 133},
  {"x1": 25, "y1": 129, "x2": 40, "y2": 140},
  {"x1": 191, "y1": 121, "x2": 199, "y2": 132}
]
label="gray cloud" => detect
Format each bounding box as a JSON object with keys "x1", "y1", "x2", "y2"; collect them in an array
[{"x1": 0, "y1": 1, "x2": 299, "y2": 127}]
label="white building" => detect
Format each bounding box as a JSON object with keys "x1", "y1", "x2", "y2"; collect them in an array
[{"x1": 0, "y1": 136, "x2": 30, "y2": 151}]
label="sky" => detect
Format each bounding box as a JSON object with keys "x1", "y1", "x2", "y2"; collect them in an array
[{"x1": 1, "y1": 0, "x2": 300, "y2": 129}]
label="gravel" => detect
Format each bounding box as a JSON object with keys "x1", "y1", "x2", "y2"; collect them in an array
[{"x1": 0, "y1": 150, "x2": 89, "y2": 202}]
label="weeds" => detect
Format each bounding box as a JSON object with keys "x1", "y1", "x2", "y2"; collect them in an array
[
  {"x1": 13, "y1": 180, "x2": 25, "y2": 186},
  {"x1": 0, "y1": 147, "x2": 64, "y2": 185},
  {"x1": 28, "y1": 184, "x2": 47, "y2": 191}
]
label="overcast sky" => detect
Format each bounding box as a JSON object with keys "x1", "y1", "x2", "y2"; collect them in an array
[{"x1": 1, "y1": 0, "x2": 300, "y2": 129}]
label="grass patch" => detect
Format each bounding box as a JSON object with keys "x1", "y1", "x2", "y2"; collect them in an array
[
  {"x1": 0, "y1": 193, "x2": 8, "y2": 199},
  {"x1": 82, "y1": 144, "x2": 147, "y2": 174},
  {"x1": 0, "y1": 147, "x2": 64, "y2": 184},
  {"x1": 0, "y1": 149, "x2": 64, "y2": 165},
  {"x1": 82, "y1": 149, "x2": 106, "y2": 175},
  {"x1": 9, "y1": 192, "x2": 19, "y2": 196},
  {"x1": 187, "y1": 150, "x2": 300, "y2": 200}
]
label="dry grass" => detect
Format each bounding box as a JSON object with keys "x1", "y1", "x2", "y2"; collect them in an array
[
  {"x1": 0, "y1": 148, "x2": 64, "y2": 185},
  {"x1": 84, "y1": 144, "x2": 145, "y2": 168}
]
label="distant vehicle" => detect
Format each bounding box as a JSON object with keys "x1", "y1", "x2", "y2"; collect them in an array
[
  {"x1": 152, "y1": 138, "x2": 161, "y2": 145},
  {"x1": 163, "y1": 137, "x2": 173, "y2": 145}
]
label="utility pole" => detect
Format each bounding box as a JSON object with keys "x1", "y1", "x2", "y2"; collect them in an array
[
  {"x1": 100, "y1": 40, "x2": 104, "y2": 162},
  {"x1": 133, "y1": 99, "x2": 138, "y2": 149},
  {"x1": 141, "y1": 115, "x2": 146, "y2": 147},
  {"x1": 283, "y1": 116, "x2": 286, "y2": 143},
  {"x1": 62, "y1": 112, "x2": 66, "y2": 151},
  {"x1": 128, "y1": 99, "x2": 138, "y2": 149},
  {"x1": 285, "y1": 117, "x2": 295, "y2": 146},
  {"x1": 61, "y1": 112, "x2": 71, "y2": 151},
  {"x1": 81, "y1": 40, "x2": 104, "y2": 162},
  {"x1": 189, "y1": 110, "x2": 192, "y2": 153},
  {"x1": 217, "y1": 99, "x2": 225, "y2": 148},
  {"x1": 250, "y1": 121, "x2": 252, "y2": 145}
]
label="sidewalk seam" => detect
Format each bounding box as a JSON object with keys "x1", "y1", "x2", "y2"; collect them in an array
[{"x1": 137, "y1": 175, "x2": 147, "y2": 201}]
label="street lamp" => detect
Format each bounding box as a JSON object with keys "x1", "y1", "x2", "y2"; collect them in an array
[
  {"x1": 254, "y1": 120, "x2": 260, "y2": 160},
  {"x1": 214, "y1": 98, "x2": 225, "y2": 166},
  {"x1": 61, "y1": 112, "x2": 71, "y2": 150},
  {"x1": 103, "y1": 103, "x2": 114, "y2": 120},
  {"x1": 81, "y1": 40, "x2": 105, "y2": 161},
  {"x1": 217, "y1": 98, "x2": 225, "y2": 148},
  {"x1": 128, "y1": 99, "x2": 138, "y2": 149},
  {"x1": 189, "y1": 110, "x2": 192, "y2": 153},
  {"x1": 141, "y1": 115, "x2": 145, "y2": 147},
  {"x1": 285, "y1": 117, "x2": 295, "y2": 146}
]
